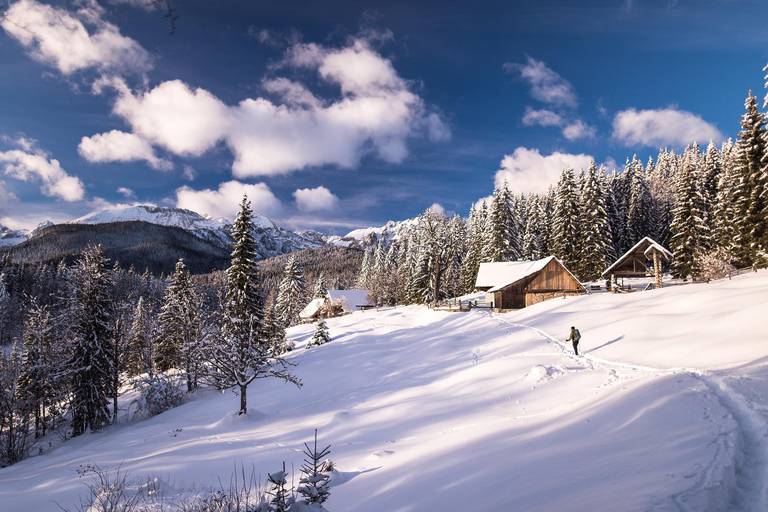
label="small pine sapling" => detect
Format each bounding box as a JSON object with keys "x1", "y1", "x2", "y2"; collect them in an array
[
  {"x1": 297, "y1": 429, "x2": 331, "y2": 506},
  {"x1": 306, "y1": 320, "x2": 331, "y2": 349},
  {"x1": 266, "y1": 462, "x2": 294, "y2": 512}
]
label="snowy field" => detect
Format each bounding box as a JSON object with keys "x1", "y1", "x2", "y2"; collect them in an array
[{"x1": 1, "y1": 271, "x2": 767, "y2": 511}]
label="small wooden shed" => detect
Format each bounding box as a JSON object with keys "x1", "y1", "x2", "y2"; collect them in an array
[
  {"x1": 475, "y1": 256, "x2": 585, "y2": 311},
  {"x1": 601, "y1": 237, "x2": 673, "y2": 289}
]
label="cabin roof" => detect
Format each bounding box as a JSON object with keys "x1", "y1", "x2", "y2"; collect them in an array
[
  {"x1": 476, "y1": 256, "x2": 583, "y2": 292},
  {"x1": 299, "y1": 298, "x2": 325, "y2": 319},
  {"x1": 602, "y1": 237, "x2": 673, "y2": 277}
]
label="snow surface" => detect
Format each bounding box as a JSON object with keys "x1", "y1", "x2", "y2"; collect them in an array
[
  {"x1": 71, "y1": 205, "x2": 231, "y2": 232},
  {"x1": 1, "y1": 271, "x2": 767, "y2": 511}
]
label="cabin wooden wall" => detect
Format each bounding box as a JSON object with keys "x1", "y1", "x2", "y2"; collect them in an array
[{"x1": 527, "y1": 259, "x2": 582, "y2": 291}]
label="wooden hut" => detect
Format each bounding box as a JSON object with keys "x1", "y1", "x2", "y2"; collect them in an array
[
  {"x1": 601, "y1": 237, "x2": 673, "y2": 289},
  {"x1": 475, "y1": 256, "x2": 585, "y2": 311}
]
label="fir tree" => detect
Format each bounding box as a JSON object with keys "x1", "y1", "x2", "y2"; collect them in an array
[
  {"x1": 126, "y1": 297, "x2": 155, "y2": 377},
  {"x1": 734, "y1": 91, "x2": 768, "y2": 266},
  {"x1": 275, "y1": 255, "x2": 308, "y2": 327},
  {"x1": 297, "y1": 429, "x2": 332, "y2": 506},
  {"x1": 18, "y1": 299, "x2": 57, "y2": 438},
  {"x1": 65, "y1": 244, "x2": 114, "y2": 437},
  {"x1": 313, "y1": 272, "x2": 328, "y2": 300},
  {"x1": 551, "y1": 168, "x2": 581, "y2": 271},
  {"x1": 204, "y1": 196, "x2": 300, "y2": 415},
  {"x1": 306, "y1": 319, "x2": 331, "y2": 349},
  {"x1": 578, "y1": 162, "x2": 610, "y2": 280},
  {"x1": 670, "y1": 147, "x2": 710, "y2": 279}
]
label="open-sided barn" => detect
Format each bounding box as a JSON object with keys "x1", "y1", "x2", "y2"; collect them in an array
[{"x1": 475, "y1": 256, "x2": 585, "y2": 310}]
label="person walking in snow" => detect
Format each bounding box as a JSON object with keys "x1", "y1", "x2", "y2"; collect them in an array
[{"x1": 566, "y1": 326, "x2": 581, "y2": 355}]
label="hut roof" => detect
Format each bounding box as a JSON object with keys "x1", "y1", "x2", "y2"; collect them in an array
[
  {"x1": 299, "y1": 298, "x2": 325, "y2": 319},
  {"x1": 476, "y1": 256, "x2": 583, "y2": 292},
  {"x1": 602, "y1": 237, "x2": 673, "y2": 278}
]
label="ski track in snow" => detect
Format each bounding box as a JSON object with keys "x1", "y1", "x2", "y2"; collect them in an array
[{"x1": 486, "y1": 311, "x2": 768, "y2": 512}]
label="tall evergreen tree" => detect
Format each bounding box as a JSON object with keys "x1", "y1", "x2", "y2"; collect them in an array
[
  {"x1": 205, "y1": 196, "x2": 300, "y2": 415},
  {"x1": 126, "y1": 297, "x2": 155, "y2": 376},
  {"x1": 65, "y1": 245, "x2": 113, "y2": 436},
  {"x1": 734, "y1": 91, "x2": 768, "y2": 266},
  {"x1": 578, "y1": 162, "x2": 610, "y2": 280},
  {"x1": 18, "y1": 299, "x2": 57, "y2": 438},
  {"x1": 670, "y1": 147, "x2": 710, "y2": 278},
  {"x1": 551, "y1": 168, "x2": 581, "y2": 271},
  {"x1": 275, "y1": 255, "x2": 308, "y2": 327}
]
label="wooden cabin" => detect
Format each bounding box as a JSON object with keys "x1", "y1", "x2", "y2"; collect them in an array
[
  {"x1": 299, "y1": 289, "x2": 373, "y2": 321},
  {"x1": 475, "y1": 256, "x2": 585, "y2": 311},
  {"x1": 601, "y1": 237, "x2": 673, "y2": 289}
]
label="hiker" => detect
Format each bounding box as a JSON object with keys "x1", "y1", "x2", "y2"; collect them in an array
[{"x1": 566, "y1": 326, "x2": 581, "y2": 355}]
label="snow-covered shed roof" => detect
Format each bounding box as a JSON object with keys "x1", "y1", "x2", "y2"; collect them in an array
[
  {"x1": 327, "y1": 289, "x2": 372, "y2": 312},
  {"x1": 476, "y1": 256, "x2": 560, "y2": 292},
  {"x1": 299, "y1": 298, "x2": 325, "y2": 319},
  {"x1": 602, "y1": 237, "x2": 673, "y2": 277}
]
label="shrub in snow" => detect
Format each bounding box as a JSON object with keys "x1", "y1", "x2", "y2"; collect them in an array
[
  {"x1": 697, "y1": 247, "x2": 737, "y2": 282},
  {"x1": 265, "y1": 464, "x2": 295, "y2": 512},
  {"x1": 130, "y1": 373, "x2": 185, "y2": 418}
]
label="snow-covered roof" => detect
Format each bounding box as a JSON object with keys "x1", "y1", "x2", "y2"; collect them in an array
[
  {"x1": 602, "y1": 237, "x2": 673, "y2": 277},
  {"x1": 299, "y1": 298, "x2": 325, "y2": 319},
  {"x1": 327, "y1": 289, "x2": 372, "y2": 311},
  {"x1": 476, "y1": 256, "x2": 556, "y2": 292}
]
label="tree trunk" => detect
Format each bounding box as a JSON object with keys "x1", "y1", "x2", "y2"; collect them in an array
[
  {"x1": 238, "y1": 383, "x2": 247, "y2": 415},
  {"x1": 432, "y1": 260, "x2": 442, "y2": 309}
]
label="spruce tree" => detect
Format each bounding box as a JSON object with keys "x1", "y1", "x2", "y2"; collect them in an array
[
  {"x1": 18, "y1": 299, "x2": 57, "y2": 438},
  {"x1": 65, "y1": 244, "x2": 113, "y2": 436},
  {"x1": 275, "y1": 255, "x2": 308, "y2": 327},
  {"x1": 551, "y1": 168, "x2": 581, "y2": 271},
  {"x1": 578, "y1": 162, "x2": 610, "y2": 280},
  {"x1": 670, "y1": 147, "x2": 710, "y2": 279},
  {"x1": 205, "y1": 196, "x2": 300, "y2": 415},
  {"x1": 734, "y1": 91, "x2": 768, "y2": 266},
  {"x1": 313, "y1": 272, "x2": 328, "y2": 300},
  {"x1": 126, "y1": 297, "x2": 155, "y2": 377},
  {"x1": 306, "y1": 319, "x2": 331, "y2": 349}
]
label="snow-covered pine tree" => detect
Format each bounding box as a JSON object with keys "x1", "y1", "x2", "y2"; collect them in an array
[
  {"x1": 306, "y1": 319, "x2": 331, "y2": 349},
  {"x1": 485, "y1": 183, "x2": 517, "y2": 262},
  {"x1": 265, "y1": 463, "x2": 294, "y2": 512},
  {"x1": 522, "y1": 195, "x2": 545, "y2": 260},
  {"x1": 627, "y1": 157, "x2": 653, "y2": 246},
  {"x1": 701, "y1": 141, "x2": 723, "y2": 238},
  {"x1": 126, "y1": 297, "x2": 155, "y2": 377},
  {"x1": 275, "y1": 255, "x2": 308, "y2": 327},
  {"x1": 578, "y1": 161, "x2": 610, "y2": 281},
  {"x1": 356, "y1": 249, "x2": 372, "y2": 289},
  {"x1": 155, "y1": 259, "x2": 203, "y2": 392},
  {"x1": 414, "y1": 206, "x2": 452, "y2": 306},
  {"x1": 297, "y1": 429, "x2": 331, "y2": 506},
  {"x1": 460, "y1": 204, "x2": 485, "y2": 294},
  {"x1": 313, "y1": 273, "x2": 328, "y2": 300},
  {"x1": 734, "y1": 91, "x2": 768, "y2": 266},
  {"x1": 263, "y1": 303, "x2": 289, "y2": 355},
  {"x1": 712, "y1": 139, "x2": 740, "y2": 260},
  {"x1": 670, "y1": 146, "x2": 710, "y2": 279},
  {"x1": 0, "y1": 342, "x2": 32, "y2": 466},
  {"x1": 18, "y1": 299, "x2": 57, "y2": 438},
  {"x1": 65, "y1": 244, "x2": 114, "y2": 437},
  {"x1": 443, "y1": 214, "x2": 467, "y2": 299},
  {"x1": 551, "y1": 168, "x2": 581, "y2": 271},
  {"x1": 205, "y1": 196, "x2": 300, "y2": 415}
]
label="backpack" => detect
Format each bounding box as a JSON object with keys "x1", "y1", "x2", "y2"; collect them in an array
[{"x1": 574, "y1": 329, "x2": 581, "y2": 342}]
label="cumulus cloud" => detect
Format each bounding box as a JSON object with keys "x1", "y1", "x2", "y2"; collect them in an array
[
  {"x1": 89, "y1": 37, "x2": 449, "y2": 176},
  {"x1": 494, "y1": 147, "x2": 595, "y2": 195},
  {"x1": 522, "y1": 108, "x2": 563, "y2": 127},
  {"x1": 1, "y1": 0, "x2": 151, "y2": 75},
  {"x1": 612, "y1": 107, "x2": 723, "y2": 148},
  {"x1": 79, "y1": 130, "x2": 173, "y2": 170},
  {"x1": 116, "y1": 186, "x2": 135, "y2": 199},
  {"x1": 0, "y1": 149, "x2": 84, "y2": 201},
  {"x1": 562, "y1": 120, "x2": 597, "y2": 141},
  {"x1": 175, "y1": 180, "x2": 283, "y2": 221},
  {"x1": 293, "y1": 186, "x2": 339, "y2": 212},
  {"x1": 504, "y1": 56, "x2": 578, "y2": 108},
  {"x1": 427, "y1": 203, "x2": 446, "y2": 216}
]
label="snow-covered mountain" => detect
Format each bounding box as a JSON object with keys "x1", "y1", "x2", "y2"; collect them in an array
[
  {"x1": 0, "y1": 220, "x2": 54, "y2": 247},
  {"x1": 71, "y1": 205, "x2": 233, "y2": 249},
  {"x1": 328, "y1": 217, "x2": 422, "y2": 248},
  {"x1": 69, "y1": 205, "x2": 328, "y2": 259}
]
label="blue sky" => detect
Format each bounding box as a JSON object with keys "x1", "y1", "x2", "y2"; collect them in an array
[{"x1": 1, "y1": 0, "x2": 767, "y2": 234}]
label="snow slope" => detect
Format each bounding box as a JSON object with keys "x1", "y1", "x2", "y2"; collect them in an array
[{"x1": 1, "y1": 271, "x2": 767, "y2": 511}]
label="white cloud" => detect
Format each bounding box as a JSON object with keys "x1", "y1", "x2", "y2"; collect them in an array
[
  {"x1": 562, "y1": 120, "x2": 597, "y2": 141},
  {"x1": 0, "y1": 181, "x2": 19, "y2": 204},
  {"x1": 0, "y1": 149, "x2": 85, "y2": 201},
  {"x1": 182, "y1": 164, "x2": 197, "y2": 181},
  {"x1": 116, "y1": 186, "x2": 135, "y2": 199},
  {"x1": 612, "y1": 107, "x2": 723, "y2": 148},
  {"x1": 494, "y1": 147, "x2": 595, "y2": 195},
  {"x1": 505, "y1": 56, "x2": 578, "y2": 108},
  {"x1": 427, "y1": 203, "x2": 446, "y2": 216},
  {"x1": 78, "y1": 130, "x2": 173, "y2": 170},
  {"x1": 522, "y1": 108, "x2": 564, "y2": 127},
  {"x1": 92, "y1": 37, "x2": 449, "y2": 177},
  {"x1": 1, "y1": 0, "x2": 151, "y2": 75},
  {"x1": 175, "y1": 180, "x2": 283, "y2": 221},
  {"x1": 293, "y1": 186, "x2": 339, "y2": 212}
]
